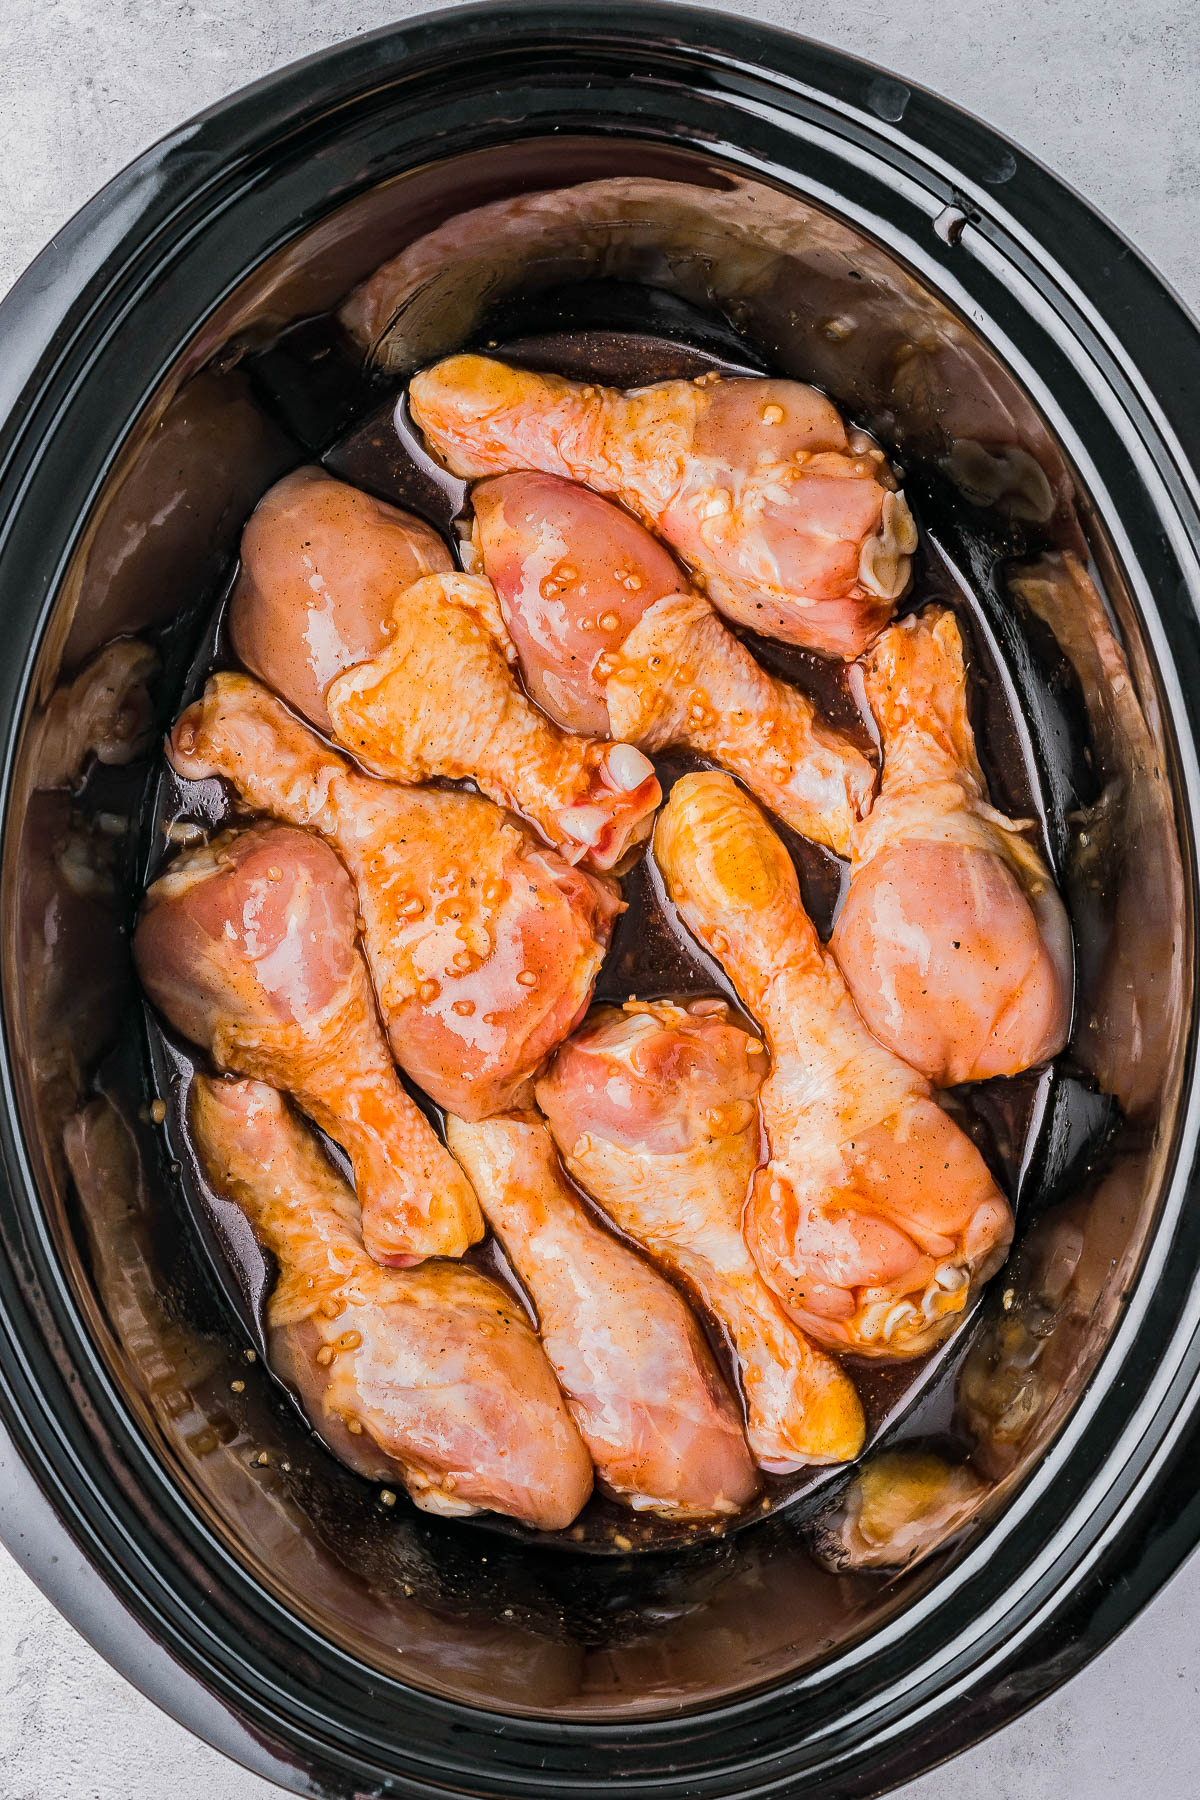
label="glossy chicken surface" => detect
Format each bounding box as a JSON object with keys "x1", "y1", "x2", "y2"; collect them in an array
[
  {"x1": 472, "y1": 472, "x2": 875, "y2": 856},
  {"x1": 191, "y1": 1075, "x2": 592, "y2": 1528},
  {"x1": 832, "y1": 606, "x2": 1073, "y2": 1084},
  {"x1": 170, "y1": 673, "x2": 619, "y2": 1118},
  {"x1": 447, "y1": 1110, "x2": 757, "y2": 1517},
  {"x1": 654, "y1": 774, "x2": 1013, "y2": 1356},
  {"x1": 231, "y1": 465, "x2": 453, "y2": 734},
  {"x1": 537, "y1": 999, "x2": 865, "y2": 1469},
  {"x1": 231, "y1": 466, "x2": 659, "y2": 871},
  {"x1": 134, "y1": 823, "x2": 483, "y2": 1265},
  {"x1": 410, "y1": 355, "x2": 917, "y2": 656},
  {"x1": 325, "y1": 569, "x2": 659, "y2": 871}
]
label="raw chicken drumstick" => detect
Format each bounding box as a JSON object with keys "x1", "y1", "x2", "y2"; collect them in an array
[
  {"x1": 192, "y1": 1075, "x2": 592, "y2": 1529},
  {"x1": 831, "y1": 606, "x2": 1073, "y2": 1084},
  {"x1": 170, "y1": 673, "x2": 620, "y2": 1118},
  {"x1": 537, "y1": 1000, "x2": 865, "y2": 1469},
  {"x1": 448, "y1": 1110, "x2": 758, "y2": 1517},
  {"x1": 231, "y1": 466, "x2": 660, "y2": 871},
  {"x1": 410, "y1": 355, "x2": 917, "y2": 657},
  {"x1": 134, "y1": 823, "x2": 483, "y2": 1265},
  {"x1": 231, "y1": 465, "x2": 454, "y2": 735},
  {"x1": 471, "y1": 472, "x2": 875, "y2": 856},
  {"x1": 654, "y1": 774, "x2": 1013, "y2": 1357}
]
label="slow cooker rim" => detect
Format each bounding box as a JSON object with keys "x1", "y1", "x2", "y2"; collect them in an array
[{"x1": 2, "y1": 6, "x2": 1200, "y2": 1796}]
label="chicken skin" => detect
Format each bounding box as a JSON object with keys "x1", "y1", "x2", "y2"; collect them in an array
[
  {"x1": 232, "y1": 465, "x2": 660, "y2": 871},
  {"x1": 170, "y1": 673, "x2": 620, "y2": 1118},
  {"x1": 231, "y1": 465, "x2": 454, "y2": 735},
  {"x1": 191, "y1": 1075, "x2": 592, "y2": 1528},
  {"x1": 447, "y1": 1111, "x2": 757, "y2": 1517},
  {"x1": 409, "y1": 355, "x2": 917, "y2": 657},
  {"x1": 325, "y1": 569, "x2": 659, "y2": 871},
  {"x1": 134, "y1": 823, "x2": 483, "y2": 1265},
  {"x1": 537, "y1": 1000, "x2": 865, "y2": 1469},
  {"x1": 471, "y1": 472, "x2": 875, "y2": 856},
  {"x1": 654, "y1": 774, "x2": 1013, "y2": 1356},
  {"x1": 832, "y1": 607, "x2": 1073, "y2": 1084}
]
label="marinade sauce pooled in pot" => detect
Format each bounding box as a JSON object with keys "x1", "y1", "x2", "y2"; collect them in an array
[{"x1": 140, "y1": 285, "x2": 1107, "y2": 1554}]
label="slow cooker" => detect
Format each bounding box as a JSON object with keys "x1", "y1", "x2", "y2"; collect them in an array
[{"x1": 2, "y1": 5, "x2": 1199, "y2": 1795}]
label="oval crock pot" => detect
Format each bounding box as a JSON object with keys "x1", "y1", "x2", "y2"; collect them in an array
[{"x1": 2, "y1": 4, "x2": 1200, "y2": 1795}]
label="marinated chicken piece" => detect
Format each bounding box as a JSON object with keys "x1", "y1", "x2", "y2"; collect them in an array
[
  {"x1": 231, "y1": 465, "x2": 453, "y2": 734},
  {"x1": 655, "y1": 774, "x2": 1013, "y2": 1356},
  {"x1": 325, "y1": 569, "x2": 659, "y2": 871},
  {"x1": 537, "y1": 999, "x2": 865, "y2": 1469},
  {"x1": 64, "y1": 1097, "x2": 586, "y2": 1700},
  {"x1": 231, "y1": 465, "x2": 659, "y2": 871},
  {"x1": 808, "y1": 1447, "x2": 987, "y2": 1572},
  {"x1": 410, "y1": 355, "x2": 916, "y2": 657},
  {"x1": 472, "y1": 473, "x2": 875, "y2": 855},
  {"x1": 191, "y1": 1075, "x2": 592, "y2": 1528},
  {"x1": 170, "y1": 674, "x2": 620, "y2": 1118},
  {"x1": 831, "y1": 606, "x2": 1073, "y2": 1084},
  {"x1": 134, "y1": 823, "x2": 483, "y2": 1265},
  {"x1": 447, "y1": 1110, "x2": 757, "y2": 1516}
]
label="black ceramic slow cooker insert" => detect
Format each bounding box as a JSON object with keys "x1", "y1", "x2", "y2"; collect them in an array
[{"x1": 2, "y1": 6, "x2": 1199, "y2": 1796}]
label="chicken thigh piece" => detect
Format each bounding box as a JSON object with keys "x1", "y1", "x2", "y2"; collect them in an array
[
  {"x1": 654, "y1": 774, "x2": 1013, "y2": 1357},
  {"x1": 410, "y1": 355, "x2": 917, "y2": 657},
  {"x1": 231, "y1": 466, "x2": 659, "y2": 871},
  {"x1": 472, "y1": 473, "x2": 875, "y2": 856},
  {"x1": 832, "y1": 606, "x2": 1073, "y2": 1084},
  {"x1": 447, "y1": 1110, "x2": 757, "y2": 1516},
  {"x1": 134, "y1": 823, "x2": 483, "y2": 1265},
  {"x1": 170, "y1": 674, "x2": 620, "y2": 1118},
  {"x1": 537, "y1": 1000, "x2": 865, "y2": 1470},
  {"x1": 191, "y1": 1076, "x2": 592, "y2": 1529}
]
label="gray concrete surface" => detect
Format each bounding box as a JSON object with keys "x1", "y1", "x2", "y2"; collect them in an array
[{"x1": 1, "y1": 0, "x2": 1198, "y2": 1794}]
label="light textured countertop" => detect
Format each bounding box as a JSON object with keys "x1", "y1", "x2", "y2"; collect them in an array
[{"x1": 1, "y1": 1, "x2": 1198, "y2": 1795}]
